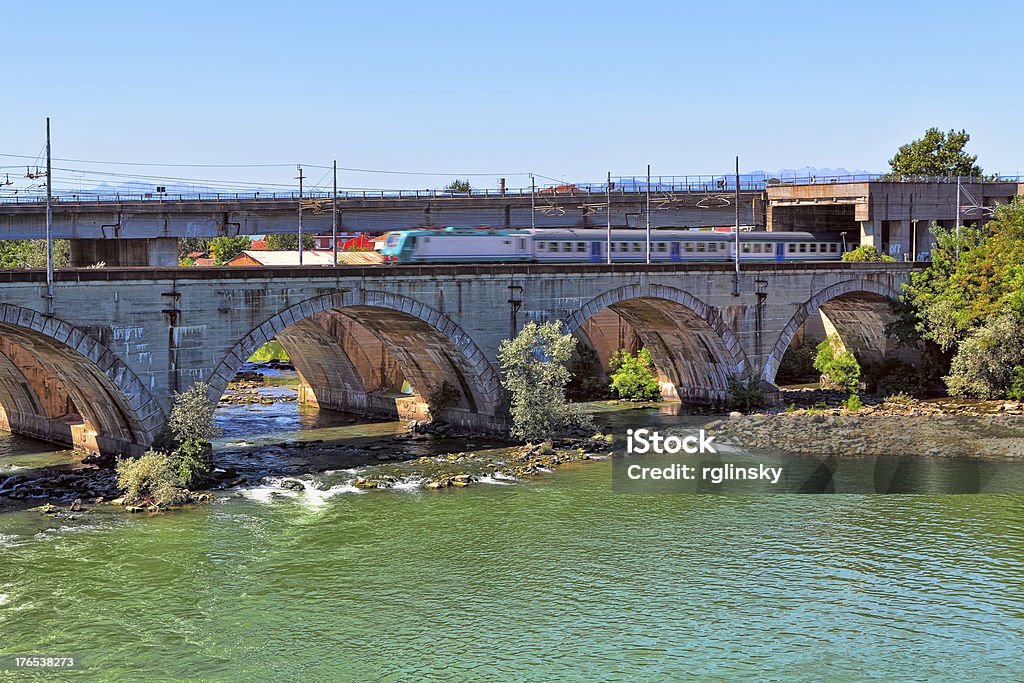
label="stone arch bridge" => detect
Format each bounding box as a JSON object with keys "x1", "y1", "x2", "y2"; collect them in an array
[{"x1": 0, "y1": 262, "x2": 921, "y2": 454}]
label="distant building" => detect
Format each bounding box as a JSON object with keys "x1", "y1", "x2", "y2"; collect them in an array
[
  {"x1": 226, "y1": 250, "x2": 384, "y2": 267},
  {"x1": 767, "y1": 180, "x2": 1024, "y2": 260},
  {"x1": 312, "y1": 233, "x2": 375, "y2": 251}
]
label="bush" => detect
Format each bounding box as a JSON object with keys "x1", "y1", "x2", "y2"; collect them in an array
[
  {"x1": 608, "y1": 348, "x2": 661, "y2": 401},
  {"x1": 883, "y1": 392, "x2": 915, "y2": 406},
  {"x1": 845, "y1": 393, "x2": 863, "y2": 412},
  {"x1": 842, "y1": 245, "x2": 896, "y2": 262},
  {"x1": 498, "y1": 321, "x2": 594, "y2": 441},
  {"x1": 116, "y1": 451, "x2": 189, "y2": 506},
  {"x1": 946, "y1": 314, "x2": 1024, "y2": 399},
  {"x1": 726, "y1": 376, "x2": 768, "y2": 411},
  {"x1": 1011, "y1": 366, "x2": 1024, "y2": 402},
  {"x1": 427, "y1": 380, "x2": 461, "y2": 416},
  {"x1": 168, "y1": 382, "x2": 219, "y2": 443},
  {"x1": 814, "y1": 335, "x2": 862, "y2": 391},
  {"x1": 775, "y1": 337, "x2": 821, "y2": 384},
  {"x1": 173, "y1": 438, "x2": 211, "y2": 487}
]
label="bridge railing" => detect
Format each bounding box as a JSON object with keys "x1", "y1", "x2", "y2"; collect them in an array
[{"x1": 1, "y1": 174, "x2": 1020, "y2": 205}]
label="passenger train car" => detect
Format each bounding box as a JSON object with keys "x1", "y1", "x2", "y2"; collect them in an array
[{"x1": 376, "y1": 227, "x2": 848, "y2": 264}]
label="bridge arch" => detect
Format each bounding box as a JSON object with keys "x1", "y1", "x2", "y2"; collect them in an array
[
  {"x1": 208, "y1": 290, "x2": 504, "y2": 430},
  {"x1": 565, "y1": 284, "x2": 749, "y2": 403},
  {"x1": 0, "y1": 304, "x2": 163, "y2": 454},
  {"x1": 763, "y1": 279, "x2": 906, "y2": 383}
]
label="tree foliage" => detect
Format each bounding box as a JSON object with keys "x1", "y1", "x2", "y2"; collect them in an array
[
  {"x1": 116, "y1": 451, "x2": 190, "y2": 506},
  {"x1": 0, "y1": 240, "x2": 70, "y2": 269},
  {"x1": 945, "y1": 314, "x2": 1024, "y2": 399},
  {"x1": 841, "y1": 245, "x2": 895, "y2": 262},
  {"x1": 498, "y1": 321, "x2": 593, "y2": 441},
  {"x1": 813, "y1": 335, "x2": 862, "y2": 391},
  {"x1": 608, "y1": 348, "x2": 661, "y2": 401},
  {"x1": 887, "y1": 127, "x2": 982, "y2": 178},
  {"x1": 209, "y1": 235, "x2": 252, "y2": 265},
  {"x1": 264, "y1": 233, "x2": 315, "y2": 251},
  {"x1": 445, "y1": 179, "x2": 472, "y2": 192},
  {"x1": 902, "y1": 200, "x2": 1024, "y2": 352}
]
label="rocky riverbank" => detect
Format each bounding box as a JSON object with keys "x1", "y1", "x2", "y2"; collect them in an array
[{"x1": 708, "y1": 403, "x2": 1024, "y2": 459}]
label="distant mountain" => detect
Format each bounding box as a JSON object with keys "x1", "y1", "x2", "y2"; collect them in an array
[{"x1": 752, "y1": 167, "x2": 877, "y2": 181}]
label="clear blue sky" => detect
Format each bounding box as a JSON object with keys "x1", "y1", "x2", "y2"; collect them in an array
[{"x1": 2, "y1": 0, "x2": 1022, "y2": 192}]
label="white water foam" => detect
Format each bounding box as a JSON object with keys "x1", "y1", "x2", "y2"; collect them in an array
[
  {"x1": 391, "y1": 478, "x2": 425, "y2": 492},
  {"x1": 477, "y1": 474, "x2": 515, "y2": 486}
]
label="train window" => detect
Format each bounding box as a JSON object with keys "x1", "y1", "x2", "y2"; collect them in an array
[
  {"x1": 632, "y1": 242, "x2": 641, "y2": 252},
  {"x1": 561, "y1": 242, "x2": 572, "y2": 252},
  {"x1": 504, "y1": 240, "x2": 511, "y2": 245},
  {"x1": 809, "y1": 243, "x2": 817, "y2": 253},
  {"x1": 788, "y1": 244, "x2": 796, "y2": 253},
  {"x1": 577, "y1": 242, "x2": 586, "y2": 252},
  {"x1": 830, "y1": 243, "x2": 838, "y2": 253},
  {"x1": 656, "y1": 242, "x2": 667, "y2": 252},
  {"x1": 799, "y1": 243, "x2": 807, "y2": 253},
  {"x1": 696, "y1": 243, "x2": 706, "y2": 252},
  {"x1": 685, "y1": 243, "x2": 694, "y2": 252},
  {"x1": 537, "y1": 242, "x2": 545, "y2": 251},
  {"x1": 519, "y1": 238, "x2": 526, "y2": 250}
]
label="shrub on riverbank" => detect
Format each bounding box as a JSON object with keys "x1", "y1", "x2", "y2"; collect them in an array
[
  {"x1": 727, "y1": 376, "x2": 769, "y2": 411},
  {"x1": 946, "y1": 314, "x2": 1024, "y2": 399},
  {"x1": 609, "y1": 348, "x2": 660, "y2": 401},
  {"x1": 814, "y1": 335, "x2": 862, "y2": 391},
  {"x1": 116, "y1": 451, "x2": 190, "y2": 507},
  {"x1": 498, "y1": 321, "x2": 594, "y2": 441}
]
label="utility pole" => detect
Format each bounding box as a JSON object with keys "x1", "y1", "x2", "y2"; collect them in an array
[
  {"x1": 332, "y1": 160, "x2": 338, "y2": 266},
  {"x1": 955, "y1": 175, "x2": 961, "y2": 258},
  {"x1": 44, "y1": 117, "x2": 53, "y2": 316},
  {"x1": 645, "y1": 164, "x2": 651, "y2": 264},
  {"x1": 606, "y1": 171, "x2": 612, "y2": 265},
  {"x1": 530, "y1": 174, "x2": 536, "y2": 230},
  {"x1": 733, "y1": 156, "x2": 740, "y2": 296},
  {"x1": 296, "y1": 165, "x2": 304, "y2": 265}
]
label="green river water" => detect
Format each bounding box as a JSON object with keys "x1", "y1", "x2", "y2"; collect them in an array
[{"x1": 0, "y1": 391, "x2": 1023, "y2": 681}]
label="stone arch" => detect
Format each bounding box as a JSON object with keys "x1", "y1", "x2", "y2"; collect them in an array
[
  {"x1": 208, "y1": 290, "x2": 504, "y2": 430},
  {"x1": 763, "y1": 279, "x2": 905, "y2": 382},
  {"x1": 565, "y1": 284, "x2": 749, "y2": 403},
  {"x1": 0, "y1": 304, "x2": 163, "y2": 454}
]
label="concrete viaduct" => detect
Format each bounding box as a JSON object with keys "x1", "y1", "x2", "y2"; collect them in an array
[{"x1": 0, "y1": 262, "x2": 920, "y2": 454}]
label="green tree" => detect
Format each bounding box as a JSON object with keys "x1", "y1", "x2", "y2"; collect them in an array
[
  {"x1": 264, "y1": 233, "x2": 315, "y2": 251},
  {"x1": 841, "y1": 245, "x2": 896, "y2": 262},
  {"x1": 0, "y1": 239, "x2": 70, "y2": 269},
  {"x1": 209, "y1": 235, "x2": 252, "y2": 265},
  {"x1": 813, "y1": 335, "x2": 862, "y2": 391},
  {"x1": 945, "y1": 314, "x2": 1024, "y2": 399},
  {"x1": 498, "y1": 321, "x2": 594, "y2": 441},
  {"x1": 902, "y1": 200, "x2": 1024, "y2": 352},
  {"x1": 178, "y1": 236, "x2": 211, "y2": 262},
  {"x1": 167, "y1": 381, "x2": 219, "y2": 486},
  {"x1": 887, "y1": 127, "x2": 982, "y2": 178},
  {"x1": 445, "y1": 179, "x2": 472, "y2": 192},
  {"x1": 609, "y1": 348, "x2": 661, "y2": 401}
]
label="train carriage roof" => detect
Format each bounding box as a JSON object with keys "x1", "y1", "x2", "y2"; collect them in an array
[{"x1": 526, "y1": 228, "x2": 837, "y2": 241}]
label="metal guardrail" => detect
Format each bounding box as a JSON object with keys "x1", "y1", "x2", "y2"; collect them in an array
[{"x1": 1, "y1": 174, "x2": 1019, "y2": 206}]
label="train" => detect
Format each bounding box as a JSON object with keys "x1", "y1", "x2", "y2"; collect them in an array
[{"x1": 375, "y1": 227, "x2": 850, "y2": 263}]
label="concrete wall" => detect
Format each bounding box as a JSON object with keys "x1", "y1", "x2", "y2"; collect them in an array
[{"x1": 0, "y1": 262, "x2": 918, "y2": 453}]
